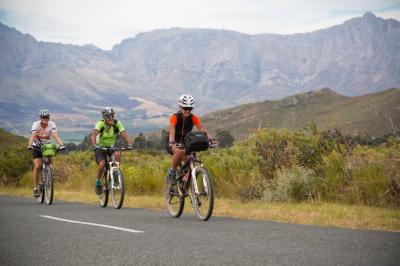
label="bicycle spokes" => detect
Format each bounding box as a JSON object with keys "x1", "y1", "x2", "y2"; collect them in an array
[
  {"x1": 110, "y1": 168, "x2": 124, "y2": 209},
  {"x1": 98, "y1": 173, "x2": 109, "y2": 208},
  {"x1": 165, "y1": 176, "x2": 184, "y2": 218},
  {"x1": 44, "y1": 166, "x2": 54, "y2": 205},
  {"x1": 192, "y1": 167, "x2": 214, "y2": 221}
]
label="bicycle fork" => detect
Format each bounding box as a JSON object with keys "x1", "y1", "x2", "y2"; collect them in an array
[
  {"x1": 109, "y1": 161, "x2": 120, "y2": 189},
  {"x1": 39, "y1": 163, "x2": 48, "y2": 191},
  {"x1": 189, "y1": 162, "x2": 208, "y2": 204}
]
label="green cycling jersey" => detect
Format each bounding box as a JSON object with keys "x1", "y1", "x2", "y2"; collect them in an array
[{"x1": 94, "y1": 119, "x2": 125, "y2": 147}]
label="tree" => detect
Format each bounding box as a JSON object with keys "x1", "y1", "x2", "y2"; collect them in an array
[
  {"x1": 65, "y1": 142, "x2": 78, "y2": 151},
  {"x1": 215, "y1": 129, "x2": 235, "y2": 148},
  {"x1": 79, "y1": 134, "x2": 92, "y2": 150},
  {"x1": 134, "y1": 132, "x2": 146, "y2": 149}
]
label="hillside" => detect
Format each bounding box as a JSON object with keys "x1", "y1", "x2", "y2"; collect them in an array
[
  {"x1": 202, "y1": 88, "x2": 400, "y2": 139},
  {"x1": 0, "y1": 12, "x2": 400, "y2": 141},
  {"x1": 0, "y1": 128, "x2": 30, "y2": 184},
  {"x1": 0, "y1": 128, "x2": 27, "y2": 151}
]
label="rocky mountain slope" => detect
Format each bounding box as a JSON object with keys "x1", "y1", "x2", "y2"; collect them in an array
[{"x1": 202, "y1": 88, "x2": 400, "y2": 139}]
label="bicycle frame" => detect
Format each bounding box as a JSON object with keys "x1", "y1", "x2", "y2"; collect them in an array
[
  {"x1": 103, "y1": 153, "x2": 120, "y2": 189},
  {"x1": 36, "y1": 146, "x2": 62, "y2": 205},
  {"x1": 39, "y1": 157, "x2": 52, "y2": 193},
  {"x1": 176, "y1": 152, "x2": 213, "y2": 210},
  {"x1": 97, "y1": 146, "x2": 132, "y2": 209},
  {"x1": 41, "y1": 157, "x2": 52, "y2": 169},
  {"x1": 165, "y1": 141, "x2": 216, "y2": 220},
  {"x1": 174, "y1": 142, "x2": 216, "y2": 197},
  {"x1": 178, "y1": 154, "x2": 206, "y2": 199}
]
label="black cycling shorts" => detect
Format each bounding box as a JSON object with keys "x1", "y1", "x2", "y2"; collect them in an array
[
  {"x1": 166, "y1": 145, "x2": 173, "y2": 155},
  {"x1": 94, "y1": 149, "x2": 114, "y2": 164},
  {"x1": 166, "y1": 143, "x2": 188, "y2": 155},
  {"x1": 31, "y1": 148, "x2": 42, "y2": 159}
]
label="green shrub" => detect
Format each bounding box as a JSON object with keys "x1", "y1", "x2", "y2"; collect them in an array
[
  {"x1": 265, "y1": 167, "x2": 318, "y2": 202},
  {"x1": 350, "y1": 164, "x2": 387, "y2": 205},
  {"x1": 4, "y1": 127, "x2": 399, "y2": 208},
  {"x1": 318, "y1": 151, "x2": 348, "y2": 201},
  {"x1": 0, "y1": 145, "x2": 31, "y2": 185}
]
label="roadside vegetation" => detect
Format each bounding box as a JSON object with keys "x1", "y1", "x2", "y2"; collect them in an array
[{"x1": 1, "y1": 126, "x2": 399, "y2": 231}]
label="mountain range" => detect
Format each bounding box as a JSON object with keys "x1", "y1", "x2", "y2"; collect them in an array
[{"x1": 0, "y1": 12, "x2": 399, "y2": 142}]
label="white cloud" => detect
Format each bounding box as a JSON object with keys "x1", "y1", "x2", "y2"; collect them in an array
[{"x1": 0, "y1": 0, "x2": 399, "y2": 49}]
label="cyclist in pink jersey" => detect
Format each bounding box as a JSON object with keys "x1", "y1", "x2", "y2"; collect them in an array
[{"x1": 28, "y1": 109, "x2": 65, "y2": 197}]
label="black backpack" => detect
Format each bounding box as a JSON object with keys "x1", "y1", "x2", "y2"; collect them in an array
[{"x1": 99, "y1": 119, "x2": 120, "y2": 137}]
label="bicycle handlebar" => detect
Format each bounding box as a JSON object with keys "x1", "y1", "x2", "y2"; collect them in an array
[
  {"x1": 97, "y1": 147, "x2": 134, "y2": 151},
  {"x1": 171, "y1": 141, "x2": 218, "y2": 149},
  {"x1": 28, "y1": 145, "x2": 66, "y2": 152}
]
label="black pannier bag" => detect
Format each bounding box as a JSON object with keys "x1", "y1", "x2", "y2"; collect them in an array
[{"x1": 184, "y1": 131, "x2": 209, "y2": 152}]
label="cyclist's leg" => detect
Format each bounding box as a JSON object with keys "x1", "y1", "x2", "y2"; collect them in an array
[
  {"x1": 32, "y1": 157, "x2": 41, "y2": 196},
  {"x1": 95, "y1": 149, "x2": 107, "y2": 182},
  {"x1": 171, "y1": 147, "x2": 186, "y2": 170},
  {"x1": 32, "y1": 158, "x2": 41, "y2": 187},
  {"x1": 95, "y1": 160, "x2": 106, "y2": 195}
]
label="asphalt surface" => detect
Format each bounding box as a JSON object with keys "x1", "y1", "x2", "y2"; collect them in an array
[{"x1": 0, "y1": 195, "x2": 399, "y2": 265}]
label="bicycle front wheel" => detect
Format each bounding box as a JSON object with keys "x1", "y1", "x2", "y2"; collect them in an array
[
  {"x1": 164, "y1": 174, "x2": 184, "y2": 218},
  {"x1": 44, "y1": 166, "x2": 54, "y2": 205},
  {"x1": 98, "y1": 172, "x2": 109, "y2": 208},
  {"x1": 192, "y1": 167, "x2": 214, "y2": 221},
  {"x1": 111, "y1": 168, "x2": 124, "y2": 209}
]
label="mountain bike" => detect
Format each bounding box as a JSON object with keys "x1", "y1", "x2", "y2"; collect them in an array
[
  {"x1": 36, "y1": 144, "x2": 64, "y2": 205},
  {"x1": 164, "y1": 141, "x2": 217, "y2": 221},
  {"x1": 97, "y1": 146, "x2": 133, "y2": 209}
]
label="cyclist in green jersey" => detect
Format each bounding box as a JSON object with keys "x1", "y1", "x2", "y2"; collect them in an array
[{"x1": 91, "y1": 107, "x2": 133, "y2": 194}]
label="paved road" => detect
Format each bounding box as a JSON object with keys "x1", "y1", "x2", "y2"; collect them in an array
[{"x1": 0, "y1": 196, "x2": 399, "y2": 265}]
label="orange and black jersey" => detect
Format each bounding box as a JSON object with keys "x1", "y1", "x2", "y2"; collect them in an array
[{"x1": 170, "y1": 111, "x2": 201, "y2": 143}]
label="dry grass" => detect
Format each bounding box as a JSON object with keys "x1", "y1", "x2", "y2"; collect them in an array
[{"x1": 1, "y1": 186, "x2": 399, "y2": 232}]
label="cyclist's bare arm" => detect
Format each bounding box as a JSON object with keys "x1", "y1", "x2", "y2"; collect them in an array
[
  {"x1": 120, "y1": 130, "x2": 133, "y2": 145},
  {"x1": 91, "y1": 129, "x2": 99, "y2": 146},
  {"x1": 28, "y1": 132, "x2": 36, "y2": 147},
  {"x1": 52, "y1": 131, "x2": 64, "y2": 146},
  {"x1": 169, "y1": 123, "x2": 176, "y2": 144}
]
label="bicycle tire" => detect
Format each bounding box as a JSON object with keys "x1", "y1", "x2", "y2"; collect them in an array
[
  {"x1": 164, "y1": 174, "x2": 184, "y2": 218},
  {"x1": 98, "y1": 171, "x2": 109, "y2": 208},
  {"x1": 111, "y1": 168, "x2": 124, "y2": 209},
  {"x1": 192, "y1": 167, "x2": 214, "y2": 221},
  {"x1": 44, "y1": 166, "x2": 54, "y2": 205},
  {"x1": 37, "y1": 169, "x2": 45, "y2": 204}
]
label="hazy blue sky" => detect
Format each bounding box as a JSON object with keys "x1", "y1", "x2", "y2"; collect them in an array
[{"x1": 0, "y1": 0, "x2": 399, "y2": 50}]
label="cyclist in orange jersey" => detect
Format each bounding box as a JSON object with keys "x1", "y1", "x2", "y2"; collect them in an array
[{"x1": 166, "y1": 94, "x2": 213, "y2": 183}]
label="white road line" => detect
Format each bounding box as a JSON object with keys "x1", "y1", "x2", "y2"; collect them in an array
[{"x1": 40, "y1": 215, "x2": 144, "y2": 233}]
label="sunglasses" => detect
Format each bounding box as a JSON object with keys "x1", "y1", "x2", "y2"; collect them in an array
[
  {"x1": 182, "y1": 107, "x2": 193, "y2": 111},
  {"x1": 105, "y1": 115, "x2": 114, "y2": 119},
  {"x1": 40, "y1": 116, "x2": 50, "y2": 120}
]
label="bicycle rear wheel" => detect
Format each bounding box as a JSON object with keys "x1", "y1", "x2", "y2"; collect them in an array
[
  {"x1": 192, "y1": 167, "x2": 214, "y2": 221},
  {"x1": 111, "y1": 168, "x2": 124, "y2": 209},
  {"x1": 98, "y1": 172, "x2": 109, "y2": 208},
  {"x1": 44, "y1": 166, "x2": 54, "y2": 205},
  {"x1": 164, "y1": 174, "x2": 184, "y2": 218}
]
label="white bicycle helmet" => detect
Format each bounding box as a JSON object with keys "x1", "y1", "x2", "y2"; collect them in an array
[
  {"x1": 39, "y1": 109, "x2": 51, "y2": 117},
  {"x1": 102, "y1": 107, "x2": 115, "y2": 118},
  {"x1": 178, "y1": 94, "x2": 195, "y2": 108}
]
